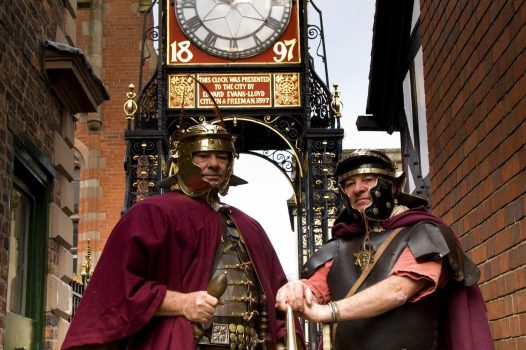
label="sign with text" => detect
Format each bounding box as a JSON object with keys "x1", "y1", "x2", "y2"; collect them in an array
[
  {"x1": 168, "y1": 73, "x2": 301, "y2": 109},
  {"x1": 197, "y1": 74, "x2": 272, "y2": 108}
]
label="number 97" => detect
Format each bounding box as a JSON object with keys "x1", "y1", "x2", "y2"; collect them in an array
[{"x1": 273, "y1": 39, "x2": 297, "y2": 63}]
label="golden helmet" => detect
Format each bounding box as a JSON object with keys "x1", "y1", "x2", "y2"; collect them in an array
[{"x1": 171, "y1": 122, "x2": 237, "y2": 198}]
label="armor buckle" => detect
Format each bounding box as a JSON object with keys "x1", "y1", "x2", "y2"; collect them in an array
[{"x1": 210, "y1": 323, "x2": 230, "y2": 345}]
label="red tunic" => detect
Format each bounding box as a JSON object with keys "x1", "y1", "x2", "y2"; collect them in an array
[
  {"x1": 62, "y1": 191, "x2": 292, "y2": 349},
  {"x1": 312, "y1": 206, "x2": 494, "y2": 350}
]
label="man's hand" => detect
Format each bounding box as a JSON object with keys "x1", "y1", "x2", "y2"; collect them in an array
[
  {"x1": 275, "y1": 280, "x2": 315, "y2": 313},
  {"x1": 181, "y1": 291, "x2": 220, "y2": 323},
  {"x1": 297, "y1": 301, "x2": 331, "y2": 323},
  {"x1": 155, "y1": 290, "x2": 219, "y2": 323}
]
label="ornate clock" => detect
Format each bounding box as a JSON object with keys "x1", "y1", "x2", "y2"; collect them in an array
[{"x1": 174, "y1": 0, "x2": 293, "y2": 60}]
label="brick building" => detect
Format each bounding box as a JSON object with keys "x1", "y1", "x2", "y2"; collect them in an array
[
  {"x1": 0, "y1": 0, "x2": 108, "y2": 349},
  {"x1": 73, "y1": 0, "x2": 156, "y2": 272},
  {"x1": 358, "y1": 0, "x2": 525, "y2": 347}
]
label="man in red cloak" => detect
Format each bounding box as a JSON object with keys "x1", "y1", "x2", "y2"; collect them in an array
[
  {"x1": 62, "y1": 122, "x2": 301, "y2": 349},
  {"x1": 276, "y1": 149, "x2": 494, "y2": 350}
]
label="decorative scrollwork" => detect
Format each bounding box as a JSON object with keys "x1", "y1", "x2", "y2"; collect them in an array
[
  {"x1": 131, "y1": 140, "x2": 156, "y2": 154},
  {"x1": 126, "y1": 139, "x2": 162, "y2": 206},
  {"x1": 139, "y1": 0, "x2": 160, "y2": 68},
  {"x1": 312, "y1": 139, "x2": 338, "y2": 152},
  {"x1": 302, "y1": 133, "x2": 344, "y2": 262},
  {"x1": 313, "y1": 233, "x2": 324, "y2": 247},
  {"x1": 136, "y1": 75, "x2": 159, "y2": 130},
  {"x1": 307, "y1": 25, "x2": 321, "y2": 40},
  {"x1": 263, "y1": 115, "x2": 302, "y2": 152},
  {"x1": 257, "y1": 150, "x2": 295, "y2": 180},
  {"x1": 146, "y1": 26, "x2": 159, "y2": 43},
  {"x1": 307, "y1": 25, "x2": 327, "y2": 63},
  {"x1": 308, "y1": 70, "x2": 333, "y2": 128},
  {"x1": 141, "y1": 26, "x2": 159, "y2": 63}
]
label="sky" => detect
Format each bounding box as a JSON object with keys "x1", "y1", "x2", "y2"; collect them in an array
[{"x1": 225, "y1": 2, "x2": 401, "y2": 280}]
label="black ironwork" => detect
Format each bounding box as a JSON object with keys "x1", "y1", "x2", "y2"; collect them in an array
[
  {"x1": 307, "y1": 1, "x2": 331, "y2": 91},
  {"x1": 135, "y1": 74, "x2": 160, "y2": 130},
  {"x1": 137, "y1": 0, "x2": 160, "y2": 95},
  {"x1": 299, "y1": 129, "x2": 343, "y2": 349},
  {"x1": 256, "y1": 150, "x2": 296, "y2": 182},
  {"x1": 69, "y1": 280, "x2": 84, "y2": 318},
  {"x1": 124, "y1": 131, "x2": 166, "y2": 209},
  {"x1": 308, "y1": 67, "x2": 334, "y2": 128}
]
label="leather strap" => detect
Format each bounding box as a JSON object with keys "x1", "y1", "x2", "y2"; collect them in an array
[
  {"x1": 324, "y1": 226, "x2": 406, "y2": 349},
  {"x1": 344, "y1": 226, "x2": 405, "y2": 298}
]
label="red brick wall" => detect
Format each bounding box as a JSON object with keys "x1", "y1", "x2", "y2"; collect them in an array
[
  {"x1": 0, "y1": 1, "x2": 68, "y2": 347},
  {"x1": 420, "y1": 0, "x2": 525, "y2": 348},
  {"x1": 75, "y1": 0, "x2": 156, "y2": 258}
]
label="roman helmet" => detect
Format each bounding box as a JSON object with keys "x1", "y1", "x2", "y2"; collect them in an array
[
  {"x1": 159, "y1": 121, "x2": 239, "y2": 198},
  {"x1": 336, "y1": 149, "x2": 425, "y2": 221}
]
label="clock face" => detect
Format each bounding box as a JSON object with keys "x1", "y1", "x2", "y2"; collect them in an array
[{"x1": 175, "y1": 0, "x2": 293, "y2": 60}]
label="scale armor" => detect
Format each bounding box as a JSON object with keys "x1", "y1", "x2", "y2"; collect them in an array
[{"x1": 198, "y1": 214, "x2": 266, "y2": 350}]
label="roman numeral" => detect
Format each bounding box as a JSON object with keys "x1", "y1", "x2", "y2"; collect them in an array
[
  {"x1": 265, "y1": 17, "x2": 282, "y2": 31},
  {"x1": 185, "y1": 16, "x2": 202, "y2": 31},
  {"x1": 179, "y1": 0, "x2": 195, "y2": 8},
  {"x1": 253, "y1": 35, "x2": 263, "y2": 47},
  {"x1": 205, "y1": 33, "x2": 218, "y2": 47}
]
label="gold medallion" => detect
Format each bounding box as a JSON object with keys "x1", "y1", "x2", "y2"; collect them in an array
[{"x1": 354, "y1": 249, "x2": 374, "y2": 270}]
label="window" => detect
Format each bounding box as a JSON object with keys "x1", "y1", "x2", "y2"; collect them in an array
[
  {"x1": 7, "y1": 185, "x2": 31, "y2": 315},
  {"x1": 5, "y1": 154, "x2": 49, "y2": 350},
  {"x1": 399, "y1": 0, "x2": 431, "y2": 204}
]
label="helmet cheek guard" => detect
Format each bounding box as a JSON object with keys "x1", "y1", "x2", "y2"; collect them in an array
[
  {"x1": 363, "y1": 177, "x2": 395, "y2": 221},
  {"x1": 338, "y1": 177, "x2": 395, "y2": 221}
]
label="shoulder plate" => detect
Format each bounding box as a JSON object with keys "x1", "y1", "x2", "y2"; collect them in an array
[
  {"x1": 301, "y1": 239, "x2": 338, "y2": 279},
  {"x1": 407, "y1": 222, "x2": 480, "y2": 286}
]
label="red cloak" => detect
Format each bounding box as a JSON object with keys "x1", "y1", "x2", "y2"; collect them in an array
[
  {"x1": 332, "y1": 206, "x2": 494, "y2": 350},
  {"x1": 62, "y1": 191, "x2": 292, "y2": 349}
]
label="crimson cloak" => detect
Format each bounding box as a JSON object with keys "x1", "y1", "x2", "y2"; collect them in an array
[{"x1": 62, "y1": 191, "x2": 292, "y2": 349}]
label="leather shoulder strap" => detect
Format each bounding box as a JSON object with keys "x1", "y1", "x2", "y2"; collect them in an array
[
  {"x1": 325, "y1": 227, "x2": 406, "y2": 350},
  {"x1": 344, "y1": 226, "x2": 405, "y2": 298}
]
